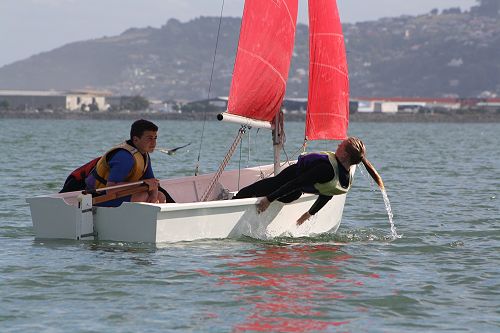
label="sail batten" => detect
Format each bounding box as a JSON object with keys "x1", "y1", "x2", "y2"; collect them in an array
[
  {"x1": 306, "y1": 0, "x2": 349, "y2": 141},
  {"x1": 227, "y1": 0, "x2": 298, "y2": 123}
]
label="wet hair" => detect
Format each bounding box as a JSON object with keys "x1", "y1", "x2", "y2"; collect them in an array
[
  {"x1": 343, "y1": 137, "x2": 385, "y2": 190},
  {"x1": 130, "y1": 119, "x2": 158, "y2": 140}
]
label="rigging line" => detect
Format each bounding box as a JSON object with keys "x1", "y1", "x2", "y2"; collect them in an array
[
  {"x1": 238, "y1": 130, "x2": 244, "y2": 191},
  {"x1": 194, "y1": 0, "x2": 226, "y2": 176},
  {"x1": 254, "y1": 128, "x2": 267, "y2": 179},
  {"x1": 280, "y1": 142, "x2": 305, "y2": 168},
  {"x1": 241, "y1": 129, "x2": 250, "y2": 188},
  {"x1": 201, "y1": 126, "x2": 246, "y2": 202},
  {"x1": 265, "y1": 147, "x2": 294, "y2": 178},
  {"x1": 247, "y1": 128, "x2": 251, "y2": 167},
  {"x1": 282, "y1": 145, "x2": 291, "y2": 165}
]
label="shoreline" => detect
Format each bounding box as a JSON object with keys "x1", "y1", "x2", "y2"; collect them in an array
[{"x1": 1, "y1": 110, "x2": 500, "y2": 123}]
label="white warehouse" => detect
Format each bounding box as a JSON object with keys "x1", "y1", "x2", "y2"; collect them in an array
[{"x1": 0, "y1": 90, "x2": 110, "y2": 111}]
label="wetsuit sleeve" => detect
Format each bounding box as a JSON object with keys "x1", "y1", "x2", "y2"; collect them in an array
[
  {"x1": 142, "y1": 159, "x2": 155, "y2": 179},
  {"x1": 308, "y1": 195, "x2": 332, "y2": 215},
  {"x1": 107, "y1": 150, "x2": 135, "y2": 183}
]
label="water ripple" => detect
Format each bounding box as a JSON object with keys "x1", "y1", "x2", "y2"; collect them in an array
[{"x1": 1, "y1": 120, "x2": 499, "y2": 332}]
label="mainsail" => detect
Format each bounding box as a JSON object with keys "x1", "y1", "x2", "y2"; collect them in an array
[
  {"x1": 227, "y1": 0, "x2": 298, "y2": 123},
  {"x1": 305, "y1": 0, "x2": 349, "y2": 141}
]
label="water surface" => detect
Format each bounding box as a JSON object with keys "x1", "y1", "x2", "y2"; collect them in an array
[{"x1": 0, "y1": 119, "x2": 499, "y2": 332}]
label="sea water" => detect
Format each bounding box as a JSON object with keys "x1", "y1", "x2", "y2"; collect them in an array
[
  {"x1": 381, "y1": 189, "x2": 401, "y2": 240},
  {"x1": 1, "y1": 119, "x2": 499, "y2": 332},
  {"x1": 357, "y1": 166, "x2": 401, "y2": 240}
]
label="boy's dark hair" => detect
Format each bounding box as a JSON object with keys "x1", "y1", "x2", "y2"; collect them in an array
[{"x1": 130, "y1": 119, "x2": 158, "y2": 140}]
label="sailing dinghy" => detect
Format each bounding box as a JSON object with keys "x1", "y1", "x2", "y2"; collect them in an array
[{"x1": 26, "y1": 0, "x2": 351, "y2": 243}]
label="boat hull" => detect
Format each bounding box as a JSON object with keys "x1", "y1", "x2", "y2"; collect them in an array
[
  {"x1": 27, "y1": 194, "x2": 346, "y2": 243},
  {"x1": 26, "y1": 164, "x2": 349, "y2": 243}
]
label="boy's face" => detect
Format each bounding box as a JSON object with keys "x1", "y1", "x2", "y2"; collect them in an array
[{"x1": 133, "y1": 130, "x2": 157, "y2": 154}]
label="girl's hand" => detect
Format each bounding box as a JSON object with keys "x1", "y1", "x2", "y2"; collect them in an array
[
  {"x1": 256, "y1": 197, "x2": 270, "y2": 214},
  {"x1": 296, "y1": 212, "x2": 312, "y2": 225}
]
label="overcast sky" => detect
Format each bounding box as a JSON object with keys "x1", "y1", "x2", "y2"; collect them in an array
[{"x1": 0, "y1": 0, "x2": 477, "y2": 67}]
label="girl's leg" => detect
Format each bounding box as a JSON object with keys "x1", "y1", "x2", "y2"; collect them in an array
[
  {"x1": 277, "y1": 190, "x2": 302, "y2": 203},
  {"x1": 233, "y1": 164, "x2": 298, "y2": 199},
  {"x1": 267, "y1": 161, "x2": 334, "y2": 202}
]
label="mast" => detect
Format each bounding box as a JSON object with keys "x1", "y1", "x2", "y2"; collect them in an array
[{"x1": 272, "y1": 111, "x2": 285, "y2": 175}]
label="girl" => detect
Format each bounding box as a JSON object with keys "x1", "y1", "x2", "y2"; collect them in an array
[{"x1": 233, "y1": 137, "x2": 384, "y2": 225}]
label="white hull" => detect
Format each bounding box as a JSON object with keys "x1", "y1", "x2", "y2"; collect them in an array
[{"x1": 27, "y1": 164, "x2": 348, "y2": 243}]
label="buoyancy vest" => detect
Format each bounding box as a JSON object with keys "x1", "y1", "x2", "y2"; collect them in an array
[
  {"x1": 93, "y1": 141, "x2": 149, "y2": 189},
  {"x1": 59, "y1": 156, "x2": 101, "y2": 193},
  {"x1": 300, "y1": 151, "x2": 353, "y2": 196}
]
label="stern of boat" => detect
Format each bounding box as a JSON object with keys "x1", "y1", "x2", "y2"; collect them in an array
[{"x1": 26, "y1": 195, "x2": 94, "y2": 240}]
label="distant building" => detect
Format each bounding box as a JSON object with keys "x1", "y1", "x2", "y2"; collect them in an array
[
  {"x1": 206, "y1": 96, "x2": 229, "y2": 109},
  {"x1": 182, "y1": 97, "x2": 229, "y2": 113},
  {"x1": 0, "y1": 90, "x2": 110, "y2": 111},
  {"x1": 182, "y1": 96, "x2": 499, "y2": 115},
  {"x1": 282, "y1": 98, "x2": 307, "y2": 114},
  {"x1": 351, "y1": 97, "x2": 462, "y2": 113},
  {"x1": 184, "y1": 97, "x2": 309, "y2": 114},
  {"x1": 475, "y1": 98, "x2": 500, "y2": 111}
]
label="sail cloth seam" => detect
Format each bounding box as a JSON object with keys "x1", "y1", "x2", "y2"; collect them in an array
[
  {"x1": 310, "y1": 62, "x2": 348, "y2": 77},
  {"x1": 238, "y1": 47, "x2": 287, "y2": 86},
  {"x1": 279, "y1": 0, "x2": 296, "y2": 28}
]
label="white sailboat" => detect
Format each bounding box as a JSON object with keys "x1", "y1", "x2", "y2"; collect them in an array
[{"x1": 26, "y1": 0, "x2": 351, "y2": 243}]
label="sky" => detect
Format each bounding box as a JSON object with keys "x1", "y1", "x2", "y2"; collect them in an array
[{"x1": 0, "y1": 0, "x2": 477, "y2": 68}]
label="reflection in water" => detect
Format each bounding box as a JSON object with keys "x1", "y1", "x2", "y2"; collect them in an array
[{"x1": 200, "y1": 244, "x2": 367, "y2": 332}]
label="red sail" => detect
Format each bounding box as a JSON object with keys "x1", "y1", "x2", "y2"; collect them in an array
[
  {"x1": 227, "y1": 0, "x2": 298, "y2": 122},
  {"x1": 306, "y1": 0, "x2": 349, "y2": 141}
]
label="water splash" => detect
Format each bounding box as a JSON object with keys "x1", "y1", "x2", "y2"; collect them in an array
[
  {"x1": 380, "y1": 188, "x2": 402, "y2": 240},
  {"x1": 359, "y1": 165, "x2": 400, "y2": 240},
  {"x1": 358, "y1": 166, "x2": 375, "y2": 188}
]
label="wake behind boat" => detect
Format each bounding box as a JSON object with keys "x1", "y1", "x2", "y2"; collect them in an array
[{"x1": 27, "y1": 0, "x2": 353, "y2": 244}]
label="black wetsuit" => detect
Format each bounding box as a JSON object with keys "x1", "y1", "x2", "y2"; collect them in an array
[{"x1": 233, "y1": 153, "x2": 350, "y2": 215}]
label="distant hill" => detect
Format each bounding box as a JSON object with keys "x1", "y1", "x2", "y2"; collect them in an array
[{"x1": 0, "y1": 9, "x2": 499, "y2": 100}]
